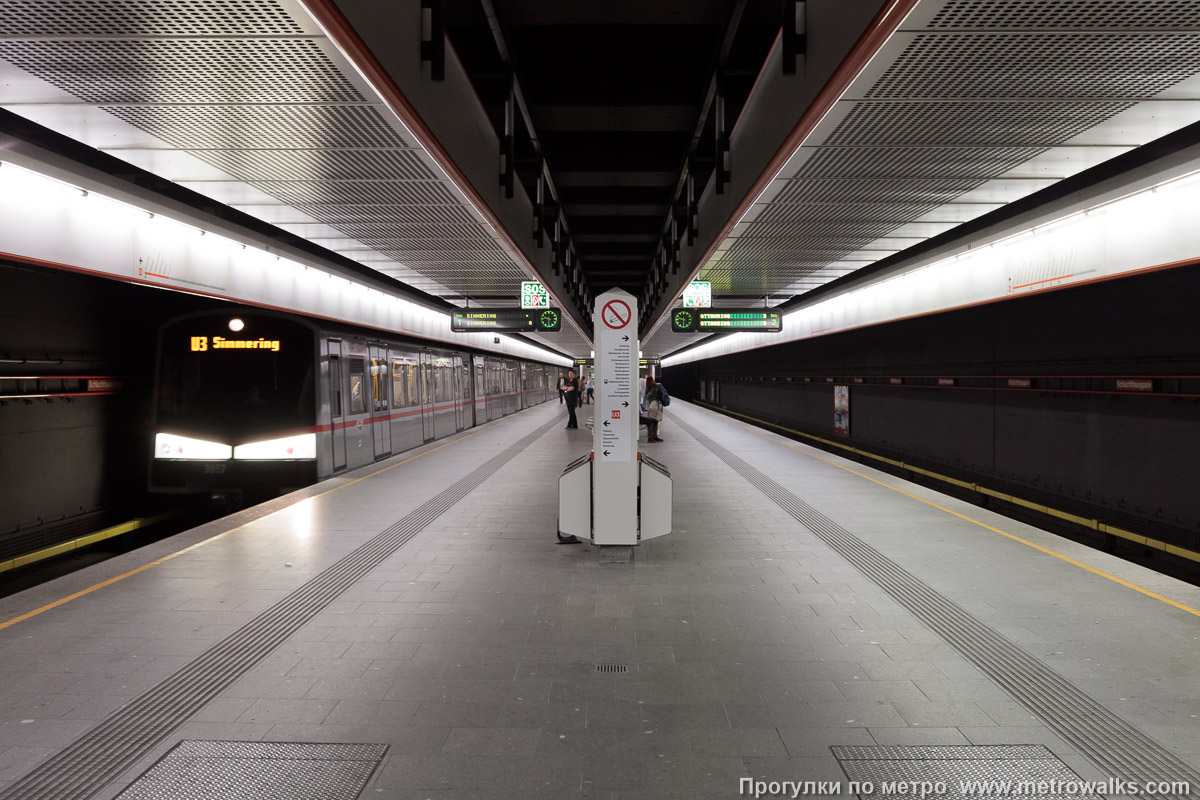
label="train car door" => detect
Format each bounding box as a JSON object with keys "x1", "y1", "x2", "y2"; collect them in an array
[
  {"x1": 454, "y1": 355, "x2": 468, "y2": 431},
  {"x1": 505, "y1": 360, "x2": 517, "y2": 416},
  {"x1": 419, "y1": 351, "x2": 435, "y2": 442},
  {"x1": 473, "y1": 356, "x2": 486, "y2": 426},
  {"x1": 327, "y1": 342, "x2": 347, "y2": 472},
  {"x1": 370, "y1": 346, "x2": 392, "y2": 459}
]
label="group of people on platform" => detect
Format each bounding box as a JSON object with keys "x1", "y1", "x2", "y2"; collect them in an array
[{"x1": 556, "y1": 370, "x2": 668, "y2": 441}]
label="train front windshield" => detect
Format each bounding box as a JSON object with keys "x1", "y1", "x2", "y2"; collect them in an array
[{"x1": 156, "y1": 316, "x2": 316, "y2": 439}]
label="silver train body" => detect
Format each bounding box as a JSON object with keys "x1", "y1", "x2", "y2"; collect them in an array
[{"x1": 151, "y1": 309, "x2": 557, "y2": 495}]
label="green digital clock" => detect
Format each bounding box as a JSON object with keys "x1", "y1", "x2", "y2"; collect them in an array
[{"x1": 671, "y1": 309, "x2": 696, "y2": 332}]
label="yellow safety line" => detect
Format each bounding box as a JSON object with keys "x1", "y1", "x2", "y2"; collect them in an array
[
  {"x1": 696, "y1": 402, "x2": 1200, "y2": 618},
  {"x1": 0, "y1": 416, "x2": 511, "y2": 632},
  {"x1": 0, "y1": 513, "x2": 177, "y2": 575}
]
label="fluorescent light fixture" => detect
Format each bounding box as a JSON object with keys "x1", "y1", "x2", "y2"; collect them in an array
[
  {"x1": 155, "y1": 432, "x2": 232, "y2": 460},
  {"x1": 234, "y1": 433, "x2": 317, "y2": 460}
]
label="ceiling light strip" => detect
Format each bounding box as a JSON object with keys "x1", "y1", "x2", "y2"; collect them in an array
[
  {"x1": 663, "y1": 170, "x2": 1200, "y2": 366},
  {"x1": 0, "y1": 161, "x2": 570, "y2": 367}
]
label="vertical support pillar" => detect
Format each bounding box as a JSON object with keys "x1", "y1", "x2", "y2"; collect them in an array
[
  {"x1": 782, "y1": 0, "x2": 807, "y2": 75},
  {"x1": 592, "y1": 289, "x2": 639, "y2": 546},
  {"x1": 685, "y1": 162, "x2": 698, "y2": 245},
  {"x1": 714, "y1": 73, "x2": 731, "y2": 194},
  {"x1": 501, "y1": 78, "x2": 516, "y2": 198},
  {"x1": 420, "y1": 0, "x2": 445, "y2": 81},
  {"x1": 533, "y1": 169, "x2": 545, "y2": 246}
]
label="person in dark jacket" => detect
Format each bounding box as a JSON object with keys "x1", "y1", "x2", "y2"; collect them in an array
[
  {"x1": 557, "y1": 372, "x2": 565, "y2": 404},
  {"x1": 563, "y1": 369, "x2": 580, "y2": 429}
]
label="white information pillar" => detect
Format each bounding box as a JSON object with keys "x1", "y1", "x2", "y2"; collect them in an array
[{"x1": 592, "y1": 288, "x2": 640, "y2": 545}]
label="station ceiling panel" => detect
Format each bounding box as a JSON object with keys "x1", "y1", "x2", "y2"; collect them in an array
[
  {"x1": 643, "y1": 0, "x2": 1200, "y2": 357},
  {"x1": 0, "y1": 0, "x2": 592, "y2": 356}
]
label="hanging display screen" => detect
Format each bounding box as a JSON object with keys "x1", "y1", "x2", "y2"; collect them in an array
[
  {"x1": 451, "y1": 307, "x2": 562, "y2": 333},
  {"x1": 671, "y1": 308, "x2": 782, "y2": 332}
]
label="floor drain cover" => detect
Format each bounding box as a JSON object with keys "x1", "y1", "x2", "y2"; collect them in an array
[
  {"x1": 596, "y1": 664, "x2": 629, "y2": 673},
  {"x1": 832, "y1": 745, "x2": 1102, "y2": 798},
  {"x1": 117, "y1": 741, "x2": 388, "y2": 800}
]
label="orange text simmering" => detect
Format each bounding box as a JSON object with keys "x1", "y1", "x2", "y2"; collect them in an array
[{"x1": 190, "y1": 336, "x2": 281, "y2": 352}]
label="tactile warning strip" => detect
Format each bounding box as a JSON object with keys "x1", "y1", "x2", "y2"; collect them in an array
[
  {"x1": 672, "y1": 413, "x2": 1200, "y2": 800},
  {"x1": 116, "y1": 741, "x2": 387, "y2": 800},
  {"x1": 0, "y1": 416, "x2": 559, "y2": 800}
]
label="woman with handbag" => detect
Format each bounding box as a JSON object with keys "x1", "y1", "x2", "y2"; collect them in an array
[{"x1": 642, "y1": 375, "x2": 665, "y2": 443}]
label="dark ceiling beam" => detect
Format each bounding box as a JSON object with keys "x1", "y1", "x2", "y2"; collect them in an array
[
  {"x1": 554, "y1": 171, "x2": 677, "y2": 187},
  {"x1": 563, "y1": 204, "x2": 664, "y2": 216},
  {"x1": 580, "y1": 253, "x2": 653, "y2": 261},
  {"x1": 533, "y1": 105, "x2": 695, "y2": 133},
  {"x1": 491, "y1": 0, "x2": 732, "y2": 26}
]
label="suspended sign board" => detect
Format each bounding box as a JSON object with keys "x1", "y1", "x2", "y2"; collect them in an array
[
  {"x1": 582, "y1": 357, "x2": 660, "y2": 367},
  {"x1": 682, "y1": 281, "x2": 712, "y2": 307},
  {"x1": 451, "y1": 307, "x2": 561, "y2": 333},
  {"x1": 520, "y1": 281, "x2": 550, "y2": 309},
  {"x1": 671, "y1": 307, "x2": 783, "y2": 333}
]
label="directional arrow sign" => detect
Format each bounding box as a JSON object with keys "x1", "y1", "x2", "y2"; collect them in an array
[{"x1": 593, "y1": 288, "x2": 638, "y2": 545}]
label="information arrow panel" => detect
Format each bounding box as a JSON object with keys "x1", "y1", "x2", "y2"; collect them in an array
[
  {"x1": 671, "y1": 307, "x2": 782, "y2": 332},
  {"x1": 592, "y1": 288, "x2": 640, "y2": 545},
  {"x1": 451, "y1": 307, "x2": 562, "y2": 333}
]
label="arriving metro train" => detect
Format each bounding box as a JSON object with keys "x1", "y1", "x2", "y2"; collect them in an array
[{"x1": 151, "y1": 309, "x2": 558, "y2": 495}]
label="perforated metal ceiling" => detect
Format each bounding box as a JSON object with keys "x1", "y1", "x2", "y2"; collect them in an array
[
  {"x1": 644, "y1": 0, "x2": 1200, "y2": 357},
  {"x1": 0, "y1": 0, "x2": 590, "y2": 356}
]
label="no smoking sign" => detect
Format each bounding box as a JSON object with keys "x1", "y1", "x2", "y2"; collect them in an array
[{"x1": 601, "y1": 299, "x2": 631, "y2": 329}]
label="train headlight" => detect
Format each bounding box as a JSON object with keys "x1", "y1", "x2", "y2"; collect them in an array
[
  {"x1": 154, "y1": 433, "x2": 232, "y2": 460},
  {"x1": 233, "y1": 433, "x2": 316, "y2": 460}
]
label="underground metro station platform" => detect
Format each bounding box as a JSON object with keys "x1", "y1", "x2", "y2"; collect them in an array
[{"x1": 2, "y1": 401, "x2": 1199, "y2": 799}]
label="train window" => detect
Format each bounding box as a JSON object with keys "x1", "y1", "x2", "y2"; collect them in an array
[
  {"x1": 406, "y1": 363, "x2": 420, "y2": 406},
  {"x1": 348, "y1": 357, "x2": 365, "y2": 414},
  {"x1": 398, "y1": 359, "x2": 412, "y2": 407},
  {"x1": 371, "y1": 358, "x2": 388, "y2": 410},
  {"x1": 330, "y1": 358, "x2": 342, "y2": 417},
  {"x1": 436, "y1": 362, "x2": 451, "y2": 403}
]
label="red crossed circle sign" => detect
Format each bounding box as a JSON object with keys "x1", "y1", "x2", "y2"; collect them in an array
[{"x1": 601, "y1": 299, "x2": 631, "y2": 329}]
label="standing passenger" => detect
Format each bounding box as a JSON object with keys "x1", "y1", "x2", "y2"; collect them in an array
[
  {"x1": 557, "y1": 372, "x2": 565, "y2": 404},
  {"x1": 585, "y1": 376, "x2": 594, "y2": 405},
  {"x1": 642, "y1": 375, "x2": 665, "y2": 443},
  {"x1": 563, "y1": 369, "x2": 580, "y2": 429}
]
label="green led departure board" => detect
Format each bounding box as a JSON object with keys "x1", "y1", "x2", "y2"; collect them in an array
[
  {"x1": 451, "y1": 307, "x2": 562, "y2": 333},
  {"x1": 671, "y1": 307, "x2": 782, "y2": 333}
]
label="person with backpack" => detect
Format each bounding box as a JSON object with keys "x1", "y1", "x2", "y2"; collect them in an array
[{"x1": 641, "y1": 375, "x2": 669, "y2": 443}]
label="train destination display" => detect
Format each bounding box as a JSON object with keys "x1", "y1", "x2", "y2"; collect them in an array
[
  {"x1": 451, "y1": 307, "x2": 562, "y2": 333},
  {"x1": 671, "y1": 307, "x2": 782, "y2": 333}
]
